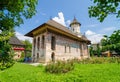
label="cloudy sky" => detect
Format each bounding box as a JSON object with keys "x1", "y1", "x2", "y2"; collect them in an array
[{"x1": 15, "y1": 0, "x2": 120, "y2": 43}]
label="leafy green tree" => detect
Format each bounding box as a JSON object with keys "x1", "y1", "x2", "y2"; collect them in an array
[
  {"x1": 0, "y1": 0, "x2": 38, "y2": 70},
  {"x1": 0, "y1": 0, "x2": 38, "y2": 41},
  {"x1": 22, "y1": 40, "x2": 32, "y2": 51},
  {"x1": 89, "y1": 46, "x2": 94, "y2": 57},
  {"x1": 0, "y1": 40, "x2": 14, "y2": 70},
  {"x1": 89, "y1": 0, "x2": 120, "y2": 22},
  {"x1": 96, "y1": 44, "x2": 101, "y2": 57},
  {"x1": 22, "y1": 40, "x2": 32, "y2": 57},
  {"x1": 101, "y1": 30, "x2": 120, "y2": 55}
]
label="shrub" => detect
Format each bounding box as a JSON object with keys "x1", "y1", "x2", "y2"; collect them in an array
[
  {"x1": 117, "y1": 57, "x2": 120, "y2": 64},
  {"x1": 17, "y1": 58, "x2": 25, "y2": 62},
  {"x1": 45, "y1": 60, "x2": 74, "y2": 74},
  {"x1": 0, "y1": 41, "x2": 15, "y2": 70},
  {"x1": 0, "y1": 59, "x2": 15, "y2": 70},
  {"x1": 78, "y1": 57, "x2": 120, "y2": 64}
]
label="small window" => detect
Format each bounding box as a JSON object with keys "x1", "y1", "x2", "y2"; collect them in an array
[
  {"x1": 69, "y1": 46, "x2": 71, "y2": 53},
  {"x1": 73, "y1": 28, "x2": 74, "y2": 32},
  {"x1": 34, "y1": 38, "x2": 36, "y2": 48},
  {"x1": 76, "y1": 45, "x2": 78, "y2": 52},
  {"x1": 41, "y1": 35, "x2": 45, "y2": 48},
  {"x1": 51, "y1": 36, "x2": 56, "y2": 50},
  {"x1": 65, "y1": 45, "x2": 66, "y2": 53},
  {"x1": 37, "y1": 37, "x2": 40, "y2": 50}
]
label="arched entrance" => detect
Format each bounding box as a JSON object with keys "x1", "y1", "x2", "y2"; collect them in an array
[{"x1": 51, "y1": 52, "x2": 55, "y2": 62}]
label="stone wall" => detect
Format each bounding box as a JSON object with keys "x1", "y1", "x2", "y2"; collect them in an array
[
  {"x1": 32, "y1": 31, "x2": 89, "y2": 63},
  {"x1": 45, "y1": 31, "x2": 89, "y2": 62}
]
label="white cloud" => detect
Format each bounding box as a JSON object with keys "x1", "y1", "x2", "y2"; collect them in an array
[
  {"x1": 83, "y1": 24, "x2": 98, "y2": 28},
  {"x1": 85, "y1": 30, "x2": 103, "y2": 44},
  {"x1": 15, "y1": 32, "x2": 32, "y2": 43},
  {"x1": 85, "y1": 30, "x2": 96, "y2": 35},
  {"x1": 66, "y1": 20, "x2": 71, "y2": 27},
  {"x1": 52, "y1": 12, "x2": 66, "y2": 26},
  {"x1": 102, "y1": 27, "x2": 116, "y2": 32}
]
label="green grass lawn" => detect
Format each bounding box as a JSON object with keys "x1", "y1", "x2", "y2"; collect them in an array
[{"x1": 0, "y1": 63, "x2": 120, "y2": 82}]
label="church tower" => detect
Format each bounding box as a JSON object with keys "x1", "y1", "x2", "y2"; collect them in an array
[{"x1": 70, "y1": 17, "x2": 81, "y2": 35}]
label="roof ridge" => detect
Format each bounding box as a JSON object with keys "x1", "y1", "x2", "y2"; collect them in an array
[{"x1": 47, "y1": 19, "x2": 67, "y2": 28}]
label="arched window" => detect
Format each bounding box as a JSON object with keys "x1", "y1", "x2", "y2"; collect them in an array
[
  {"x1": 65, "y1": 45, "x2": 66, "y2": 53},
  {"x1": 34, "y1": 38, "x2": 36, "y2": 49},
  {"x1": 51, "y1": 36, "x2": 56, "y2": 50},
  {"x1": 37, "y1": 37, "x2": 40, "y2": 50},
  {"x1": 41, "y1": 35, "x2": 45, "y2": 48},
  {"x1": 69, "y1": 45, "x2": 71, "y2": 53}
]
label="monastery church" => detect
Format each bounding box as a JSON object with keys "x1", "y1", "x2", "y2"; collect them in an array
[{"x1": 25, "y1": 17, "x2": 91, "y2": 63}]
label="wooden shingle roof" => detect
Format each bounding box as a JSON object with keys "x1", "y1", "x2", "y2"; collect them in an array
[
  {"x1": 9, "y1": 36, "x2": 24, "y2": 46},
  {"x1": 25, "y1": 19, "x2": 91, "y2": 44}
]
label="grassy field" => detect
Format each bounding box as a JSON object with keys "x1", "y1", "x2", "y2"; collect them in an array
[{"x1": 0, "y1": 62, "x2": 120, "y2": 82}]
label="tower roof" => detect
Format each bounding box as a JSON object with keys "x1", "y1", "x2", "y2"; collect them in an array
[{"x1": 70, "y1": 17, "x2": 81, "y2": 27}]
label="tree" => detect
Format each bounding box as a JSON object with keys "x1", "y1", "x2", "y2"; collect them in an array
[
  {"x1": 101, "y1": 30, "x2": 120, "y2": 55},
  {"x1": 22, "y1": 40, "x2": 32, "y2": 57},
  {"x1": 0, "y1": 40, "x2": 14, "y2": 70},
  {"x1": 0, "y1": 0, "x2": 38, "y2": 41},
  {"x1": 89, "y1": 0, "x2": 120, "y2": 22},
  {"x1": 22, "y1": 40, "x2": 32, "y2": 51},
  {"x1": 89, "y1": 46, "x2": 94, "y2": 57},
  {"x1": 0, "y1": 0, "x2": 38, "y2": 70}
]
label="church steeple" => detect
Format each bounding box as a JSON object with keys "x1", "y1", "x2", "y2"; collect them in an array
[{"x1": 70, "y1": 17, "x2": 81, "y2": 34}]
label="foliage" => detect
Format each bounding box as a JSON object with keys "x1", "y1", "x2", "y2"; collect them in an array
[
  {"x1": 21, "y1": 52, "x2": 25, "y2": 58},
  {"x1": 0, "y1": 0, "x2": 37, "y2": 69},
  {"x1": 22, "y1": 40, "x2": 32, "y2": 57},
  {"x1": 89, "y1": 44, "x2": 102, "y2": 57},
  {"x1": 45, "y1": 60, "x2": 74, "y2": 74},
  {"x1": 0, "y1": 0, "x2": 38, "y2": 41},
  {"x1": 0, "y1": 41, "x2": 15, "y2": 70},
  {"x1": 0, "y1": 62, "x2": 120, "y2": 82},
  {"x1": 89, "y1": 46, "x2": 94, "y2": 56},
  {"x1": 96, "y1": 44, "x2": 101, "y2": 57},
  {"x1": 78, "y1": 57, "x2": 120, "y2": 64},
  {"x1": 16, "y1": 52, "x2": 25, "y2": 62},
  {"x1": 17, "y1": 58, "x2": 25, "y2": 62},
  {"x1": 89, "y1": 0, "x2": 120, "y2": 22},
  {"x1": 101, "y1": 30, "x2": 120, "y2": 54},
  {"x1": 22, "y1": 40, "x2": 32, "y2": 51}
]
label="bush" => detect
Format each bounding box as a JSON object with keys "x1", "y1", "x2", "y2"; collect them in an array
[
  {"x1": 0, "y1": 41, "x2": 15, "y2": 70},
  {"x1": 45, "y1": 60, "x2": 74, "y2": 74},
  {"x1": 76, "y1": 57, "x2": 120, "y2": 64},
  {"x1": 17, "y1": 58, "x2": 25, "y2": 62},
  {"x1": 0, "y1": 60, "x2": 15, "y2": 70}
]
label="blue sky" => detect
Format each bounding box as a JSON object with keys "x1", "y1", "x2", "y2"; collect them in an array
[{"x1": 15, "y1": 0, "x2": 120, "y2": 43}]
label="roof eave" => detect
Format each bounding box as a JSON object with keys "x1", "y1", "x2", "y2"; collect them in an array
[{"x1": 24, "y1": 23, "x2": 46, "y2": 37}]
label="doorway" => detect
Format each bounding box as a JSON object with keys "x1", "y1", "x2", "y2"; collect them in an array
[{"x1": 51, "y1": 52, "x2": 55, "y2": 62}]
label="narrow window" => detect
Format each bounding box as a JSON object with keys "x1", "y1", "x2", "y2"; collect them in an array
[
  {"x1": 41, "y1": 35, "x2": 45, "y2": 48},
  {"x1": 37, "y1": 37, "x2": 40, "y2": 50},
  {"x1": 76, "y1": 45, "x2": 78, "y2": 52},
  {"x1": 34, "y1": 38, "x2": 36, "y2": 49},
  {"x1": 51, "y1": 36, "x2": 56, "y2": 50},
  {"x1": 65, "y1": 45, "x2": 66, "y2": 53},
  {"x1": 73, "y1": 28, "x2": 74, "y2": 32},
  {"x1": 69, "y1": 46, "x2": 71, "y2": 53}
]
